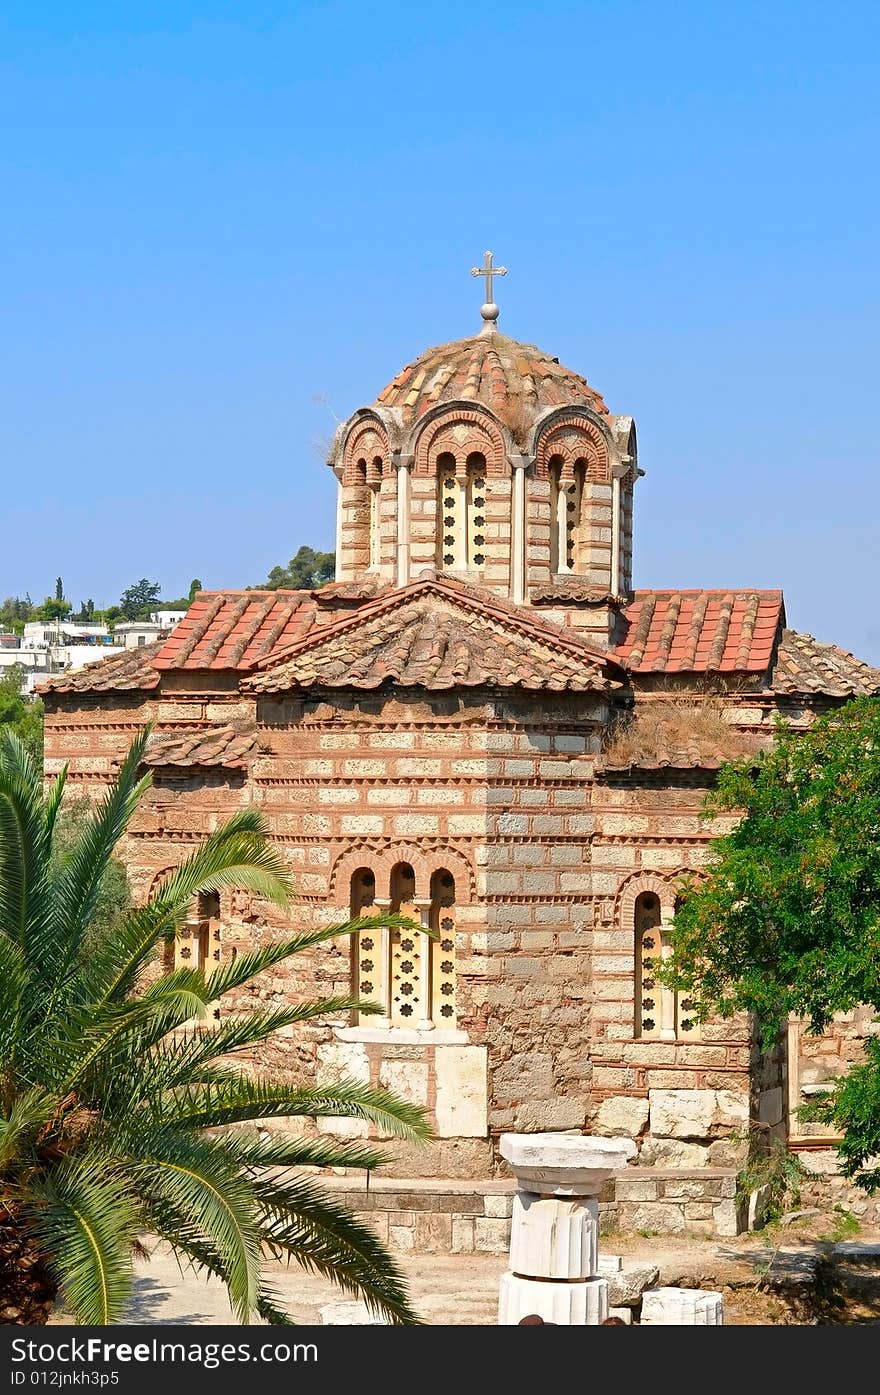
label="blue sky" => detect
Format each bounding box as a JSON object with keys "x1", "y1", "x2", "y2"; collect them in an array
[{"x1": 2, "y1": 2, "x2": 879, "y2": 658}]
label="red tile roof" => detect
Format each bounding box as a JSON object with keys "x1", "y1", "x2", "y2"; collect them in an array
[
  {"x1": 143, "y1": 724, "x2": 259, "y2": 770},
  {"x1": 613, "y1": 590, "x2": 785, "y2": 674},
  {"x1": 245, "y1": 576, "x2": 623, "y2": 694},
  {"x1": 768, "y1": 630, "x2": 880, "y2": 697},
  {"x1": 39, "y1": 642, "x2": 163, "y2": 694},
  {"x1": 152, "y1": 591, "x2": 318, "y2": 671},
  {"x1": 375, "y1": 333, "x2": 609, "y2": 423}
]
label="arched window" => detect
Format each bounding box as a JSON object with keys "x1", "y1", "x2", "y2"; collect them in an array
[
  {"x1": 390, "y1": 861, "x2": 424, "y2": 1026},
  {"x1": 366, "y1": 456, "x2": 383, "y2": 570},
  {"x1": 430, "y1": 869, "x2": 457, "y2": 1027},
  {"x1": 635, "y1": 892, "x2": 699, "y2": 1040},
  {"x1": 465, "y1": 453, "x2": 487, "y2": 570},
  {"x1": 549, "y1": 457, "x2": 586, "y2": 574},
  {"x1": 167, "y1": 887, "x2": 223, "y2": 1021},
  {"x1": 437, "y1": 451, "x2": 488, "y2": 572},
  {"x1": 438, "y1": 453, "x2": 459, "y2": 569},
  {"x1": 350, "y1": 863, "x2": 459, "y2": 1031}
]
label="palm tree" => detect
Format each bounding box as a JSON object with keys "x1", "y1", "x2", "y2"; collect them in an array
[{"x1": 0, "y1": 728, "x2": 430, "y2": 1326}]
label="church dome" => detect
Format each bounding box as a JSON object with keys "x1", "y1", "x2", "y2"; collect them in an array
[{"x1": 374, "y1": 333, "x2": 609, "y2": 426}]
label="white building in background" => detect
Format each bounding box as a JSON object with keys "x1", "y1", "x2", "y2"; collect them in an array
[
  {"x1": 1, "y1": 609, "x2": 188, "y2": 695},
  {"x1": 150, "y1": 609, "x2": 188, "y2": 629}
]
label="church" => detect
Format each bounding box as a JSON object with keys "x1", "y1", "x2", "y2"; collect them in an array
[{"x1": 41, "y1": 257, "x2": 880, "y2": 1242}]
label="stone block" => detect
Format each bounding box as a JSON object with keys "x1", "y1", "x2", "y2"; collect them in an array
[
  {"x1": 379, "y1": 1060, "x2": 429, "y2": 1106},
  {"x1": 608, "y1": 1307, "x2": 632, "y2": 1324},
  {"x1": 595, "y1": 1096, "x2": 649, "y2": 1138},
  {"x1": 484, "y1": 1192, "x2": 515, "y2": 1218},
  {"x1": 474, "y1": 1217, "x2": 512, "y2": 1253},
  {"x1": 413, "y1": 1212, "x2": 452, "y2": 1253},
  {"x1": 649, "y1": 1089, "x2": 716, "y2": 1140},
  {"x1": 623, "y1": 1202, "x2": 686, "y2": 1235},
  {"x1": 613, "y1": 1177, "x2": 659, "y2": 1202},
  {"x1": 451, "y1": 1216, "x2": 476, "y2": 1252},
  {"x1": 640, "y1": 1287, "x2": 724, "y2": 1325},
  {"x1": 389, "y1": 1225, "x2": 414, "y2": 1251},
  {"x1": 316, "y1": 1039, "x2": 370, "y2": 1087},
  {"x1": 434, "y1": 1044, "x2": 489, "y2": 1138},
  {"x1": 498, "y1": 1273, "x2": 608, "y2": 1326},
  {"x1": 500, "y1": 1133, "x2": 636, "y2": 1196},
  {"x1": 606, "y1": 1264, "x2": 660, "y2": 1306},
  {"x1": 597, "y1": 1254, "x2": 623, "y2": 1273},
  {"x1": 712, "y1": 1200, "x2": 740, "y2": 1237},
  {"x1": 639, "y1": 1139, "x2": 710, "y2": 1168}
]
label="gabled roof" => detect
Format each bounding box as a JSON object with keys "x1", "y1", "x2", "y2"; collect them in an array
[
  {"x1": 40, "y1": 642, "x2": 163, "y2": 694},
  {"x1": 613, "y1": 590, "x2": 784, "y2": 674},
  {"x1": 768, "y1": 630, "x2": 880, "y2": 698},
  {"x1": 152, "y1": 590, "x2": 318, "y2": 670},
  {"x1": 244, "y1": 575, "x2": 624, "y2": 694}
]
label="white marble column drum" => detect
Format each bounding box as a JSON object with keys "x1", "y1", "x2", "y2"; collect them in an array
[
  {"x1": 640, "y1": 1288, "x2": 724, "y2": 1325},
  {"x1": 497, "y1": 1133, "x2": 636, "y2": 1326}
]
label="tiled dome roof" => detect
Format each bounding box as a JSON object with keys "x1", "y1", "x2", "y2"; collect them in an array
[{"x1": 374, "y1": 333, "x2": 609, "y2": 423}]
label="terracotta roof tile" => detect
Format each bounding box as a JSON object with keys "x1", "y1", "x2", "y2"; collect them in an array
[
  {"x1": 245, "y1": 576, "x2": 622, "y2": 695},
  {"x1": 143, "y1": 724, "x2": 260, "y2": 770},
  {"x1": 153, "y1": 591, "x2": 318, "y2": 670},
  {"x1": 375, "y1": 333, "x2": 608, "y2": 424},
  {"x1": 613, "y1": 590, "x2": 785, "y2": 674},
  {"x1": 38, "y1": 642, "x2": 163, "y2": 694},
  {"x1": 767, "y1": 630, "x2": 880, "y2": 697},
  {"x1": 530, "y1": 581, "x2": 624, "y2": 605}
]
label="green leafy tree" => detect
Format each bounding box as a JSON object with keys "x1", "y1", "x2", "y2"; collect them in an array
[
  {"x1": 37, "y1": 598, "x2": 72, "y2": 624},
  {"x1": 118, "y1": 580, "x2": 162, "y2": 621},
  {"x1": 261, "y1": 547, "x2": 335, "y2": 591},
  {"x1": 0, "y1": 597, "x2": 34, "y2": 634},
  {"x1": 55, "y1": 578, "x2": 64, "y2": 603},
  {"x1": 0, "y1": 728, "x2": 428, "y2": 1325},
  {"x1": 664, "y1": 696, "x2": 880, "y2": 1190},
  {"x1": 188, "y1": 578, "x2": 203, "y2": 603},
  {"x1": 0, "y1": 667, "x2": 43, "y2": 763}
]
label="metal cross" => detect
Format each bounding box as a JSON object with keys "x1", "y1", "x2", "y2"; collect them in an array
[{"x1": 471, "y1": 250, "x2": 507, "y2": 304}]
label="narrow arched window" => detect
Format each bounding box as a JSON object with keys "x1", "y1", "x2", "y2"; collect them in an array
[
  {"x1": 430, "y1": 869, "x2": 457, "y2": 1027},
  {"x1": 366, "y1": 456, "x2": 383, "y2": 570},
  {"x1": 635, "y1": 892, "x2": 699, "y2": 1040},
  {"x1": 352, "y1": 868, "x2": 384, "y2": 1023},
  {"x1": 390, "y1": 861, "x2": 423, "y2": 1026},
  {"x1": 465, "y1": 453, "x2": 487, "y2": 570},
  {"x1": 550, "y1": 457, "x2": 587, "y2": 574},
  {"x1": 437, "y1": 453, "x2": 461, "y2": 570}
]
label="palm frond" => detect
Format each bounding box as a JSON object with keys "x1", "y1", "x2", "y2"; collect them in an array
[
  {"x1": 43, "y1": 727, "x2": 152, "y2": 988},
  {"x1": 125, "y1": 1133, "x2": 262, "y2": 1322},
  {"x1": 0, "y1": 730, "x2": 50, "y2": 957},
  {"x1": 0, "y1": 1087, "x2": 59, "y2": 1170},
  {"x1": 162, "y1": 1075, "x2": 431, "y2": 1141},
  {"x1": 25, "y1": 1155, "x2": 138, "y2": 1325},
  {"x1": 253, "y1": 1173, "x2": 421, "y2": 1324}
]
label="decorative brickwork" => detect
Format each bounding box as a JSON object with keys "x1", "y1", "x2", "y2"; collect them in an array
[{"x1": 38, "y1": 316, "x2": 880, "y2": 1233}]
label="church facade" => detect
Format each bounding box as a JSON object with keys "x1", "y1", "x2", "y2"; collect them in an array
[{"x1": 42, "y1": 286, "x2": 880, "y2": 1235}]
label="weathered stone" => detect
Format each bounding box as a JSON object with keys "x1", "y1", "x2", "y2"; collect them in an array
[
  {"x1": 435, "y1": 1045, "x2": 488, "y2": 1138},
  {"x1": 640, "y1": 1287, "x2": 724, "y2": 1325},
  {"x1": 638, "y1": 1138, "x2": 710, "y2": 1168},
  {"x1": 498, "y1": 1273, "x2": 608, "y2": 1326},
  {"x1": 606, "y1": 1264, "x2": 660, "y2": 1306},
  {"x1": 649, "y1": 1089, "x2": 716, "y2": 1140},
  {"x1": 595, "y1": 1096, "x2": 649, "y2": 1137},
  {"x1": 509, "y1": 1193, "x2": 598, "y2": 1280},
  {"x1": 500, "y1": 1133, "x2": 637, "y2": 1197}
]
